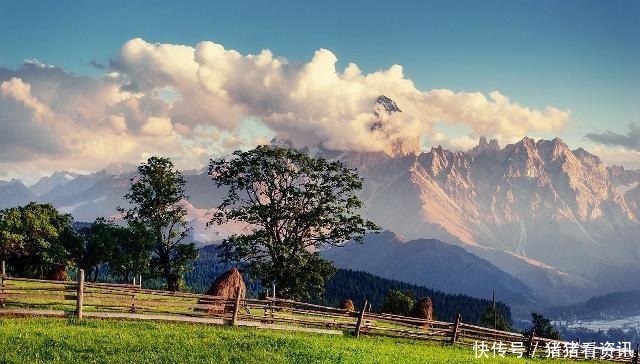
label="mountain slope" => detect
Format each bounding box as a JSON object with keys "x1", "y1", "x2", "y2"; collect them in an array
[
  {"x1": 549, "y1": 290, "x2": 640, "y2": 320},
  {"x1": 323, "y1": 269, "x2": 512, "y2": 324},
  {"x1": 29, "y1": 171, "x2": 81, "y2": 196},
  {"x1": 332, "y1": 136, "x2": 640, "y2": 301},
  {"x1": 0, "y1": 180, "x2": 37, "y2": 209},
  {"x1": 322, "y1": 231, "x2": 539, "y2": 317}
]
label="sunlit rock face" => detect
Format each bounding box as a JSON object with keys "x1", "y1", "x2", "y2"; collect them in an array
[{"x1": 336, "y1": 135, "x2": 640, "y2": 294}]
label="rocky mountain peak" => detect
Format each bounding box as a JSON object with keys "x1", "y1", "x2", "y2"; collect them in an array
[
  {"x1": 102, "y1": 162, "x2": 136, "y2": 176},
  {"x1": 370, "y1": 95, "x2": 421, "y2": 158},
  {"x1": 371, "y1": 95, "x2": 401, "y2": 131},
  {"x1": 269, "y1": 137, "x2": 295, "y2": 149},
  {"x1": 573, "y1": 147, "x2": 598, "y2": 162},
  {"x1": 348, "y1": 137, "x2": 640, "y2": 281},
  {"x1": 469, "y1": 136, "x2": 500, "y2": 155},
  {"x1": 375, "y1": 95, "x2": 402, "y2": 114},
  {"x1": 518, "y1": 136, "x2": 537, "y2": 148},
  {"x1": 0, "y1": 178, "x2": 25, "y2": 186},
  {"x1": 536, "y1": 137, "x2": 572, "y2": 161},
  {"x1": 608, "y1": 165, "x2": 640, "y2": 186}
]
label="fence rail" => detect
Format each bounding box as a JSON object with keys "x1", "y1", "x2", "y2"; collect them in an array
[{"x1": 0, "y1": 264, "x2": 638, "y2": 363}]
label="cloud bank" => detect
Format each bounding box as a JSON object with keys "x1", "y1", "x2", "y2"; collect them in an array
[
  {"x1": 585, "y1": 123, "x2": 640, "y2": 151},
  {"x1": 0, "y1": 38, "x2": 572, "y2": 181}
]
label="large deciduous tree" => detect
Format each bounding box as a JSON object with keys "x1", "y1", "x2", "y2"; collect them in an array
[
  {"x1": 69, "y1": 218, "x2": 116, "y2": 282},
  {"x1": 72, "y1": 218, "x2": 154, "y2": 283},
  {"x1": 0, "y1": 202, "x2": 77, "y2": 278},
  {"x1": 108, "y1": 221, "x2": 154, "y2": 283},
  {"x1": 209, "y1": 145, "x2": 379, "y2": 300},
  {"x1": 119, "y1": 156, "x2": 197, "y2": 291}
]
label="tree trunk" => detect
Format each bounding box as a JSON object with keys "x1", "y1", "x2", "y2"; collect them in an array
[
  {"x1": 166, "y1": 272, "x2": 179, "y2": 291},
  {"x1": 159, "y1": 248, "x2": 178, "y2": 291}
]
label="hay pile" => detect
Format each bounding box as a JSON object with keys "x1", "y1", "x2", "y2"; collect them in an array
[
  {"x1": 46, "y1": 264, "x2": 68, "y2": 281},
  {"x1": 200, "y1": 268, "x2": 246, "y2": 314},
  {"x1": 340, "y1": 299, "x2": 355, "y2": 312},
  {"x1": 410, "y1": 297, "x2": 433, "y2": 320},
  {"x1": 205, "y1": 268, "x2": 246, "y2": 298}
]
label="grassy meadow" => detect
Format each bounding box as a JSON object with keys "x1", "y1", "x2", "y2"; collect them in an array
[{"x1": 0, "y1": 317, "x2": 604, "y2": 364}]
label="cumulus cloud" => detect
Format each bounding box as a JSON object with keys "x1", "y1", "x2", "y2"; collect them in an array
[
  {"x1": 107, "y1": 115, "x2": 128, "y2": 133},
  {"x1": 585, "y1": 123, "x2": 640, "y2": 151},
  {"x1": 589, "y1": 144, "x2": 640, "y2": 170},
  {"x1": 111, "y1": 38, "x2": 570, "y2": 153},
  {"x1": 0, "y1": 38, "x2": 573, "y2": 181},
  {"x1": 141, "y1": 116, "x2": 173, "y2": 136},
  {"x1": 1, "y1": 77, "x2": 52, "y2": 120}
]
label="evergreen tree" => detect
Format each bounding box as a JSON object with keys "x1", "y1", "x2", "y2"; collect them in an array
[
  {"x1": 480, "y1": 305, "x2": 511, "y2": 331},
  {"x1": 527, "y1": 312, "x2": 561, "y2": 340}
]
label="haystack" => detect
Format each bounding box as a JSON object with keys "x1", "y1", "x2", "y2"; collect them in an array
[
  {"x1": 340, "y1": 299, "x2": 355, "y2": 312},
  {"x1": 199, "y1": 268, "x2": 246, "y2": 314},
  {"x1": 410, "y1": 297, "x2": 433, "y2": 320},
  {"x1": 206, "y1": 268, "x2": 246, "y2": 298},
  {"x1": 46, "y1": 264, "x2": 68, "y2": 281}
]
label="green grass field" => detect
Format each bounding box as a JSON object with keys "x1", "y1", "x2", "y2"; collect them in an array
[{"x1": 0, "y1": 317, "x2": 602, "y2": 364}]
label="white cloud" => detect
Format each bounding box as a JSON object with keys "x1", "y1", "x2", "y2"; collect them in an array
[
  {"x1": 141, "y1": 116, "x2": 173, "y2": 136},
  {"x1": 589, "y1": 144, "x2": 640, "y2": 170},
  {"x1": 107, "y1": 115, "x2": 128, "y2": 133},
  {"x1": 0, "y1": 38, "x2": 575, "y2": 181},
  {"x1": 112, "y1": 38, "x2": 570, "y2": 154},
  {"x1": 1, "y1": 77, "x2": 51, "y2": 120}
]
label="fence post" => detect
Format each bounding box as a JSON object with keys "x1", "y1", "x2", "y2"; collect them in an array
[
  {"x1": 1, "y1": 260, "x2": 5, "y2": 308},
  {"x1": 450, "y1": 313, "x2": 461, "y2": 344},
  {"x1": 354, "y1": 299, "x2": 368, "y2": 338},
  {"x1": 138, "y1": 274, "x2": 142, "y2": 288},
  {"x1": 130, "y1": 291, "x2": 136, "y2": 313},
  {"x1": 231, "y1": 288, "x2": 241, "y2": 326},
  {"x1": 75, "y1": 269, "x2": 85, "y2": 319},
  {"x1": 526, "y1": 330, "x2": 536, "y2": 358}
]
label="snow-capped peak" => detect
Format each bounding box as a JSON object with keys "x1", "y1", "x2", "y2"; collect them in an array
[{"x1": 375, "y1": 95, "x2": 402, "y2": 114}]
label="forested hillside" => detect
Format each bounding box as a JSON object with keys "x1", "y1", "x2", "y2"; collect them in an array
[
  {"x1": 322, "y1": 269, "x2": 511, "y2": 324},
  {"x1": 549, "y1": 290, "x2": 640, "y2": 320},
  {"x1": 187, "y1": 245, "x2": 511, "y2": 325}
]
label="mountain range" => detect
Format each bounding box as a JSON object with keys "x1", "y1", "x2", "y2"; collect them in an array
[
  {"x1": 1, "y1": 98, "x2": 639, "y2": 320},
  {"x1": 326, "y1": 136, "x2": 640, "y2": 305}
]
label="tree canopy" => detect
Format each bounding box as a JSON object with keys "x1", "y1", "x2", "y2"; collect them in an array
[
  {"x1": 382, "y1": 289, "x2": 415, "y2": 316},
  {"x1": 120, "y1": 156, "x2": 197, "y2": 291},
  {"x1": 480, "y1": 304, "x2": 512, "y2": 331},
  {"x1": 209, "y1": 145, "x2": 379, "y2": 300},
  {"x1": 0, "y1": 202, "x2": 76, "y2": 278},
  {"x1": 72, "y1": 218, "x2": 153, "y2": 282},
  {"x1": 527, "y1": 312, "x2": 561, "y2": 340}
]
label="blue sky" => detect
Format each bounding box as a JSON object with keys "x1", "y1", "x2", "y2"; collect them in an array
[{"x1": 0, "y1": 0, "x2": 639, "y2": 179}]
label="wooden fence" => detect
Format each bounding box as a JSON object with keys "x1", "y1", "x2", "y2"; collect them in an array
[{"x1": 0, "y1": 264, "x2": 638, "y2": 363}]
